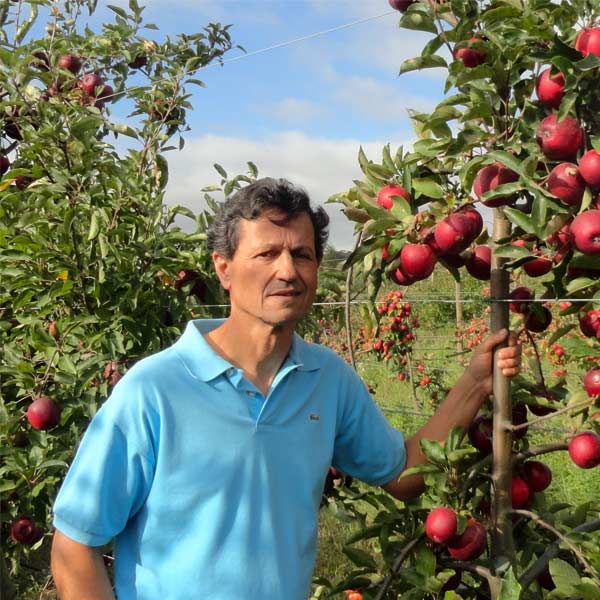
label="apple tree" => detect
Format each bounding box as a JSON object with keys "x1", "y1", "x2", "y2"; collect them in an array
[
  {"x1": 327, "y1": 0, "x2": 600, "y2": 598},
  {"x1": 0, "y1": 1, "x2": 237, "y2": 595}
]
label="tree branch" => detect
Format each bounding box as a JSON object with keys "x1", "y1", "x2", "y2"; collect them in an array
[
  {"x1": 518, "y1": 517, "x2": 600, "y2": 590},
  {"x1": 513, "y1": 510, "x2": 600, "y2": 584},
  {"x1": 373, "y1": 536, "x2": 422, "y2": 600}
]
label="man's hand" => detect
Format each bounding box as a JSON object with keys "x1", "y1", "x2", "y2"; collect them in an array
[{"x1": 466, "y1": 328, "x2": 522, "y2": 396}]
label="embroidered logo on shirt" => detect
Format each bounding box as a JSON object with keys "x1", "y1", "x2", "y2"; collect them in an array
[{"x1": 309, "y1": 413, "x2": 320, "y2": 421}]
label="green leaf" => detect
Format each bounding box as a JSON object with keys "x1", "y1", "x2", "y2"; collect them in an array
[
  {"x1": 88, "y1": 211, "x2": 101, "y2": 241},
  {"x1": 399, "y1": 7, "x2": 437, "y2": 34},
  {"x1": 486, "y1": 150, "x2": 524, "y2": 175},
  {"x1": 399, "y1": 55, "x2": 447, "y2": 75},
  {"x1": 342, "y1": 546, "x2": 378, "y2": 570},
  {"x1": 419, "y1": 439, "x2": 446, "y2": 465},
  {"x1": 412, "y1": 178, "x2": 444, "y2": 199},
  {"x1": 415, "y1": 546, "x2": 436, "y2": 578},
  {"x1": 108, "y1": 4, "x2": 128, "y2": 18},
  {"x1": 566, "y1": 277, "x2": 596, "y2": 295},
  {"x1": 503, "y1": 207, "x2": 536, "y2": 234},
  {"x1": 549, "y1": 558, "x2": 580, "y2": 595},
  {"x1": 71, "y1": 116, "x2": 103, "y2": 141},
  {"x1": 498, "y1": 567, "x2": 521, "y2": 600},
  {"x1": 214, "y1": 163, "x2": 227, "y2": 178},
  {"x1": 109, "y1": 123, "x2": 139, "y2": 139},
  {"x1": 547, "y1": 324, "x2": 576, "y2": 346}
]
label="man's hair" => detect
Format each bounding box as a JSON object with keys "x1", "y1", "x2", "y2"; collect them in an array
[{"x1": 206, "y1": 177, "x2": 330, "y2": 261}]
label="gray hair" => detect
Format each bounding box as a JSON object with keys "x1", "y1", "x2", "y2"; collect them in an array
[{"x1": 206, "y1": 177, "x2": 330, "y2": 261}]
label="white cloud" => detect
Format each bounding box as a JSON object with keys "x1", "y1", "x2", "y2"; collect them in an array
[
  {"x1": 328, "y1": 73, "x2": 438, "y2": 121},
  {"x1": 164, "y1": 131, "x2": 412, "y2": 250},
  {"x1": 256, "y1": 97, "x2": 326, "y2": 122}
]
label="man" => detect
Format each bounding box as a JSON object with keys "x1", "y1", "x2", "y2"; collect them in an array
[{"x1": 51, "y1": 178, "x2": 521, "y2": 600}]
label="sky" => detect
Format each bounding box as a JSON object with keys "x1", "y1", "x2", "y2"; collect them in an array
[{"x1": 97, "y1": 1, "x2": 449, "y2": 249}]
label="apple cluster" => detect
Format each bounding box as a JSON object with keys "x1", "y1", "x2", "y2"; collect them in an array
[
  {"x1": 378, "y1": 185, "x2": 491, "y2": 286},
  {"x1": 363, "y1": 290, "x2": 420, "y2": 378}
]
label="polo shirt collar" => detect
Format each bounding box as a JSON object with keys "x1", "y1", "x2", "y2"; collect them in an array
[{"x1": 174, "y1": 319, "x2": 321, "y2": 383}]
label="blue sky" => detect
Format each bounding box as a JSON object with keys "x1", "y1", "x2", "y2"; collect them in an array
[{"x1": 99, "y1": 1, "x2": 448, "y2": 248}]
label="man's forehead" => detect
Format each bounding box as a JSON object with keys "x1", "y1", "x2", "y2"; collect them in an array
[{"x1": 237, "y1": 211, "x2": 315, "y2": 246}]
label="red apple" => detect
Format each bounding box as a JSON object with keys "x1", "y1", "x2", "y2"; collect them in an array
[
  {"x1": 579, "y1": 149, "x2": 600, "y2": 188},
  {"x1": 447, "y1": 518, "x2": 487, "y2": 561},
  {"x1": 10, "y1": 517, "x2": 43, "y2": 545},
  {"x1": 584, "y1": 368, "x2": 600, "y2": 397},
  {"x1": 568, "y1": 431, "x2": 600, "y2": 469},
  {"x1": 381, "y1": 242, "x2": 391, "y2": 262},
  {"x1": 465, "y1": 245, "x2": 491, "y2": 280},
  {"x1": 388, "y1": 0, "x2": 416, "y2": 10},
  {"x1": 509, "y1": 286, "x2": 533, "y2": 313},
  {"x1": 79, "y1": 73, "x2": 104, "y2": 96},
  {"x1": 579, "y1": 309, "x2": 600, "y2": 338},
  {"x1": 547, "y1": 163, "x2": 586, "y2": 206},
  {"x1": 511, "y1": 476, "x2": 531, "y2": 508},
  {"x1": 512, "y1": 403, "x2": 528, "y2": 439},
  {"x1": 576, "y1": 27, "x2": 600, "y2": 57},
  {"x1": 48, "y1": 321, "x2": 59, "y2": 340},
  {"x1": 26, "y1": 396, "x2": 61, "y2": 430},
  {"x1": 524, "y1": 306, "x2": 552, "y2": 332},
  {"x1": 390, "y1": 265, "x2": 415, "y2": 286},
  {"x1": 473, "y1": 162, "x2": 519, "y2": 207},
  {"x1": 425, "y1": 507, "x2": 458, "y2": 544},
  {"x1": 434, "y1": 213, "x2": 473, "y2": 255},
  {"x1": 0, "y1": 154, "x2": 10, "y2": 175},
  {"x1": 57, "y1": 54, "x2": 82, "y2": 74},
  {"x1": 458, "y1": 205, "x2": 484, "y2": 240},
  {"x1": 468, "y1": 415, "x2": 493, "y2": 454},
  {"x1": 14, "y1": 175, "x2": 33, "y2": 190},
  {"x1": 454, "y1": 37, "x2": 486, "y2": 68},
  {"x1": 536, "y1": 114, "x2": 584, "y2": 161},
  {"x1": 522, "y1": 460, "x2": 552, "y2": 492},
  {"x1": 400, "y1": 243, "x2": 436, "y2": 281},
  {"x1": 535, "y1": 68, "x2": 565, "y2": 109},
  {"x1": 523, "y1": 252, "x2": 553, "y2": 277},
  {"x1": 537, "y1": 565, "x2": 555, "y2": 590},
  {"x1": 570, "y1": 210, "x2": 600, "y2": 255},
  {"x1": 377, "y1": 184, "x2": 411, "y2": 209}
]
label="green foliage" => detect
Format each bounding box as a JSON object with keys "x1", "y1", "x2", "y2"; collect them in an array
[
  {"x1": 328, "y1": 0, "x2": 600, "y2": 598},
  {"x1": 0, "y1": 1, "x2": 235, "y2": 595}
]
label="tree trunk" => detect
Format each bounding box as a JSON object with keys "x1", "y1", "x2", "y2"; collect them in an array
[{"x1": 489, "y1": 208, "x2": 516, "y2": 578}]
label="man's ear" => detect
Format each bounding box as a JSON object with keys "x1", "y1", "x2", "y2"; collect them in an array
[{"x1": 212, "y1": 251, "x2": 231, "y2": 291}]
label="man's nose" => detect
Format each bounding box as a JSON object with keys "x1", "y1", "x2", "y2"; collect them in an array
[{"x1": 275, "y1": 251, "x2": 298, "y2": 280}]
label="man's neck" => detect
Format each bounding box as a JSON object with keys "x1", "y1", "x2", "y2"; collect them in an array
[{"x1": 203, "y1": 315, "x2": 296, "y2": 396}]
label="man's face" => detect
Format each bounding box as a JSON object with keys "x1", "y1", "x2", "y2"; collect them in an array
[{"x1": 213, "y1": 210, "x2": 319, "y2": 329}]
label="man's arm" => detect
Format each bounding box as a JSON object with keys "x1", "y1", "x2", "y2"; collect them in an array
[
  {"x1": 383, "y1": 329, "x2": 521, "y2": 501},
  {"x1": 51, "y1": 530, "x2": 116, "y2": 600}
]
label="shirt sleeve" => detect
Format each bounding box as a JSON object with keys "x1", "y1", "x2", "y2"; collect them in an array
[
  {"x1": 331, "y1": 363, "x2": 406, "y2": 487},
  {"x1": 52, "y1": 378, "x2": 156, "y2": 546}
]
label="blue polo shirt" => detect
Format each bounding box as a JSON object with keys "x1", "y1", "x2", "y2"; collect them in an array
[{"x1": 53, "y1": 319, "x2": 406, "y2": 600}]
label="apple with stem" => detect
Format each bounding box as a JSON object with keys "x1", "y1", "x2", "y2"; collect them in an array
[
  {"x1": 547, "y1": 163, "x2": 585, "y2": 206},
  {"x1": 536, "y1": 114, "x2": 583, "y2": 161}
]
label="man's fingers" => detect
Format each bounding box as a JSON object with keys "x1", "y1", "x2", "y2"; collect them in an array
[{"x1": 478, "y1": 328, "x2": 509, "y2": 352}]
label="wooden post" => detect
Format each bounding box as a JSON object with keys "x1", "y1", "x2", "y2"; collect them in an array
[
  {"x1": 490, "y1": 208, "x2": 516, "y2": 574},
  {"x1": 455, "y1": 280, "x2": 464, "y2": 353}
]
